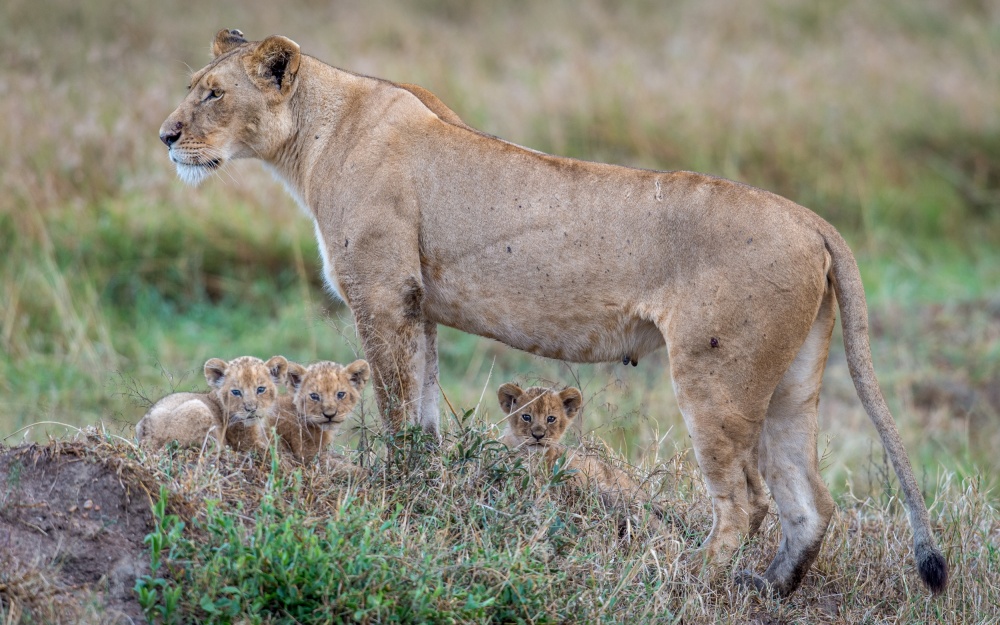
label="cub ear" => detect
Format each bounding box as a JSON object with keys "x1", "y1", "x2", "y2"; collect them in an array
[
  {"x1": 204, "y1": 358, "x2": 228, "y2": 388},
  {"x1": 497, "y1": 383, "x2": 523, "y2": 415},
  {"x1": 286, "y1": 362, "x2": 307, "y2": 392},
  {"x1": 265, "y1": 355, "x2": 289, "y2": 385},
  {"x1": 559, "y1": 387, "x2": 583, "y2": 420},
  {"x1": 212, "y1": 28, "x2": 247, "y2": 58},
  {"x1": 345, "y1": 359, "x2": 371, "y2": 389},
  {"x1": 245, "y1": 35, "x2": 301, "y2": 97}
]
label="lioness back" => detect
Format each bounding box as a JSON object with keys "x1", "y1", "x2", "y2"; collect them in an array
[
  {"x1": 137, "y1": 355, "x2": 288, "y2": 453},
  {"x1": 273, "y1": 359, "x2": 370, "y2": 463}
]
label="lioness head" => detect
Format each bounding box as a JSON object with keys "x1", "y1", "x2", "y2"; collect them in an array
[
  {"x1": 286, "y1": 359, "x2": 371, "y2": 429},
  {"x1": 204, "y1": 355, "x2": 288, "y2": 426},
  {"x1": 498, "y1": 383, "x2": 583, "y2": 448},
  {"x1": 159, "y1": 29, "x2": 301, "y2": 186}
]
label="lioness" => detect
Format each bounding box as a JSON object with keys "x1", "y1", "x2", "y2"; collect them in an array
[
  {"x1": 137, "y1": 355, "x2": 288, "y2": 453},
  {"x1": 498, "y1": 383, "x2": 661, "y2": 517},
  {"x1": 158, "y1": 29, "x2": 946, "y2": 596},
  {"x1": 273, "y1": 359, "x2": 370, "y2": 463}
]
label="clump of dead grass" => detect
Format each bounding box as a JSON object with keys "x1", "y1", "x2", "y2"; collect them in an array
[{"x1": 4, "y1": 416, "x2": 987, "y2": 624}]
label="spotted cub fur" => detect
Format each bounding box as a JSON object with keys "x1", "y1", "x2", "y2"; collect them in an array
[
  {"x1": 136, "y1": 355, "x2": 288, "y2": 453},
  {"x1": 273, "y1": 359, "x2": 370, "y2": 464}
]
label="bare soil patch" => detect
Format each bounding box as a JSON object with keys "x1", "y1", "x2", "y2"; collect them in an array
[{"x1": 0, "y1": 440, "x2": 158, "y2": 624}]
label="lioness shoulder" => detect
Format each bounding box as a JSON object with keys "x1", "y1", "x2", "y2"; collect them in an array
[
  {"x1": 136, "y1": 355, "x2": 288, "y2": 453},
  {"x1": 273, "y1": 359, "x2": 370, "y2": 464}
]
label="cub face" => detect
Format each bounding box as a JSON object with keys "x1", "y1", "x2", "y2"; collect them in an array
[
  {"x1": 286, "y1": 359, "x2": 371, "y2": 430},
  {"x1": 204, "y1": 355, "x2": 288, "y2": 426},
  {"x1": 159, "y1": 29, "x2": 302, "y2": 186},
  {"x1": 498, "y1": 383, "x2": 583, "y2": 448}
]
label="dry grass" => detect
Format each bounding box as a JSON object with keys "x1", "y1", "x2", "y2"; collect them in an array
[{"x1": 4, "y1": 426, "x2": 998, "y2": 623}]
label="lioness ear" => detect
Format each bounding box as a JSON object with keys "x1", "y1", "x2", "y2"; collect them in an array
[
  {"x1": 497, "y1": 383, "x2": 523, "y2": 415},
  {"x1": 345, "y1": 359, "x2": 371, "y2": 389},
  {"x1": 204, "y1": 358, "x2": 228, "y2": 388},
  {"x1": 212, "y1": 28, "x2": 247, "y2": 58},
  {"x1": 265, "y1": 355, "x2": 289, "y2": 384},
  {"x1": 246, "y1": 35, "x2": 301, "y2": 97},
  {"x1": 559, "y1": 388, "x2": 583, "y2": 420},
  {"x1": 286, "y1": 362, "x2": 307, "y2": 391}
]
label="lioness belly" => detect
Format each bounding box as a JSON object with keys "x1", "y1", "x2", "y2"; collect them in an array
[{"x1": 423, "y1": 282, "x2": 665, "y2": 363}]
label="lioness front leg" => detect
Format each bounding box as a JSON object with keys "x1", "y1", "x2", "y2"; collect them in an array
[
  {"x1": 348, "y1": 278, "x2": 426, "y2": 434},
  {"x1": 418, "y1": 320, "x2": 442, "y2": 439}
]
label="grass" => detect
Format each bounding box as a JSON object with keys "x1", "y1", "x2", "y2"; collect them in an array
[
  {"x1": 0, "y1": 0, "x2": 998, "y2": 620},
  {"x1": 8, "y1": 424, "x2": 997, "y2": 624}
]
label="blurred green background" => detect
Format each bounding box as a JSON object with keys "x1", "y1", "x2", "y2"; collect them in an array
[{"x1": 1, "y1": 0, "x2": 997, "y2": 497}]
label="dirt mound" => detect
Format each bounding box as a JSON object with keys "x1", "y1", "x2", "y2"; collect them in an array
[{"x1": 0, "y1": 440, "x2": 158, "y2": 624}]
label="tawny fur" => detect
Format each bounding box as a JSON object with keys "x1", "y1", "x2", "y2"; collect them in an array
[
  {"x1": 136, "y1": 355, "x2": 288, "y2": 453},
  {"x1": 272, "y1": 359, "x2": 370, "y2": 466},
  {"x1": 498, "y1": 384, "x2": 659, "y2": 515},
  {"x1": 158, "y1": 29, "x2": 947, "y2": 597}
]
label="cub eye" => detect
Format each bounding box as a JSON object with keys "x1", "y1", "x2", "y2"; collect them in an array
[
  {"x1": 336, "y1": 391, "x2": 346, "y2": 399},
  {"x1": 546, "y1": 415, "x2": 556, "y2": 423},
  {"x1": 231, "y1": 389, "x2": 242, "y2": 397},
  {"x1": 256, "y1": 386, "x2": 266, "y2": 395},
  {"x1": 520, "y1": 414, "x2": 531, "y2": 422},
  {"x1": 309, "y1": 393, "x2": 320, "y2": 401}
]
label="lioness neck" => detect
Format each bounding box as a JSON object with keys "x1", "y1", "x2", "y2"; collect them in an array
[{"x1": 268, "y1": 58, "x2": 404, "y2": 204}]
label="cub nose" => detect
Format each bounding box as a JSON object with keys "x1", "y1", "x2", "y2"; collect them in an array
[
  {"x1": 532, "y1": 431, "x2": 545, "y2": 441},
  {"x1": 323, "y1": 411, "x2": 337, "y2": 421},
  {"x1": 159, "y1": 121, "x2": 182, "y2": 147}
]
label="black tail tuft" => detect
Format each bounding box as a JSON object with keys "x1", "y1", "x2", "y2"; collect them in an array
[{"x1": 917, "y1": 544, "x2": 948, "y2": 594}]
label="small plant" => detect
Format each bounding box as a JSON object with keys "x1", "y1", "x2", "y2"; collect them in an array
[{"x1": 135, "y1": 485, "x2": 185, "y2": 624}]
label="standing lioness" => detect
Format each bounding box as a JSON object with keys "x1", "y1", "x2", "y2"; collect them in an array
[{"x1": 159, "y1": 29, "x2": 947, "y2": 596}]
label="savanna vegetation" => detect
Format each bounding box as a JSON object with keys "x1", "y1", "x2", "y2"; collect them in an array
[{"x1": 1, "y1": 0, "x2": 998, "y2": 622}]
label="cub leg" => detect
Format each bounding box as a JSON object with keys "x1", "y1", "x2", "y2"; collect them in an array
[{"x1": 754, "y1": 287, "x2": 837, "y2": 596}]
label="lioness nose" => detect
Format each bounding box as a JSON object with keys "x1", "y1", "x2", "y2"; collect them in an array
[{"x1": 159, "y1": 121, "x2": 182, "y2": 147}]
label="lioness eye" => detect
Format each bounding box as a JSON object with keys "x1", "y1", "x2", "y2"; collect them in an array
[
  {"x1": 256, "y1": 386, "x2": 266, "y2": 395},
  {"x1": 521, "y1": 414, "x2": 531, "y2": 422},
  {"x1": 336, "y1": 391, "x2": 346, "y2": 399},
  {"x1": 309, "y1": 393, "x2": 320, "y2": 401},
  {"x1": 204, "y1": 88, "x2": 222, "y2": 101},
  {"x1": 231, "y1": 389, "x2": 242, "y2": 397},
  {"x1": 547, "y1": 415, "x2": 556, "y2": 423}
]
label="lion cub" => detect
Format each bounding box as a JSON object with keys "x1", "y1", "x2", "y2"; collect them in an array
[
  {"x1": 136, "y1": 355, "x2": 288, "y2": 453},
  {"x1": 498, "y1": 383, "x2": 656, "y2": 512},
  {"x1": 273, "y1": 359, "x2": 371, "y2": 463}
]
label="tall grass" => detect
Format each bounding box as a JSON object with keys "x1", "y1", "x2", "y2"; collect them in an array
[{"x1": 1, "y1": 0, "x2": 998, "y2": 498}]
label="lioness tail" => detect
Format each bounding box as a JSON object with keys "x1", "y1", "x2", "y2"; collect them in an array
[{"x1": 822, "y1": 227, "x2": 948, "y2": 594}]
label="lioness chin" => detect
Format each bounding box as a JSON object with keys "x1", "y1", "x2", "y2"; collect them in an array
[{"x1": 158, "y1": 29, "x2": 947, "y2": 597}]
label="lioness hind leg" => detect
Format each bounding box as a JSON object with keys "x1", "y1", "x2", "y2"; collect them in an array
[
  {"x1": 746, "y1": 446, "x2": 769, "y2": 537},
  {"x1": 754, "y1": 287, "x2": 837, "y2": 596},
  {"x1": 667, "y1": 366, "x2": 768, "y2": 568}
]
